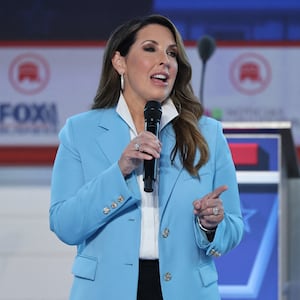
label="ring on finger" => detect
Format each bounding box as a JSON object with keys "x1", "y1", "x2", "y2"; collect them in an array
[
  {"x1": 212, "y1": 207, "x2": 219, "y2": 216},
  {"x1": 134, "y1": 143, "x2": 140, "y2": 151}
]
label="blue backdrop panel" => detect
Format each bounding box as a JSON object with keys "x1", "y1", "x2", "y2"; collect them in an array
[{"x1": 216, "y1": 135, "x2": 281, "y2": 299}]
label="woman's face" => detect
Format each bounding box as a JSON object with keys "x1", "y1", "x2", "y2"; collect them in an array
[{"x1": 122, "y1": 24, "x2": 178, "y2": 106}]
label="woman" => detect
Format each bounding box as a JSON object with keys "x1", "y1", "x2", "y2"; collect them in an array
[{"x1": 50, "y1": 14, "x2": 244, "y2": 300}]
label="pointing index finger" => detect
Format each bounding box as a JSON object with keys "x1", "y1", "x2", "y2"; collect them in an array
[{"x1": 210, "y1": 185, "x2": 228, "y2": 198}]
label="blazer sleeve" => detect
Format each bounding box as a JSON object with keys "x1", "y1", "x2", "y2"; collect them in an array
[
  {"x1": 193, "y1": 120, "x2": 244, "y2": 257},
  {"x1": 49, "y1": 117, "x2": 139, "y2": 245}
]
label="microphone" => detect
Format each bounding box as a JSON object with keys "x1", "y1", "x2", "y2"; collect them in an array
[
  {"x1": 197, "y1": 35, "x2": 216, "y2": 106},
  {"x1": 143, "y1": 100, "x2": 162, "y2": 192}
]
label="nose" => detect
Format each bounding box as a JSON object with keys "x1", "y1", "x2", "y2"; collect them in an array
[{"x1": 159, "y1": 51, "x2": 170, "y2": 67}]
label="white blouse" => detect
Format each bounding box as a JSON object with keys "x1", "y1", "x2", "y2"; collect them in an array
[{"x1": 116, "y1": 94, "x2": 178, "y2": 259}]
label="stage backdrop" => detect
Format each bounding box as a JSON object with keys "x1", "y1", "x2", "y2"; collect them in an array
[{"x1": 0, "y1": 42, "x2": 300, "y2": 146}]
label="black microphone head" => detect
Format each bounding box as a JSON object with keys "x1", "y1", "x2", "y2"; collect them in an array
[
  {"x1": 197, "y1": 35, "x2": 216, "y2": 63},
  {"x1": 144, "y1": 101, "x2": 162, "y2": 122}
]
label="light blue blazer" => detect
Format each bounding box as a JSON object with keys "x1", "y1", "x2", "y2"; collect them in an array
[{"x1": 50, "y1": 108, "x2": 244, "y2": 300}]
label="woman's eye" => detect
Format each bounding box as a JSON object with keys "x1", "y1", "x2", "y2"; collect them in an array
[
  {"x1": 143, "y1": 46, "x2": 155, "y2": 52},
  {"x1": 167, "y1": 50, "x2": 177, "y2": 58}
]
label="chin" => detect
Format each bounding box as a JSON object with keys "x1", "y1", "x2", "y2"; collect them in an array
[{"x1": 148, "y1": 93, "x2": 170, "y2": 102}]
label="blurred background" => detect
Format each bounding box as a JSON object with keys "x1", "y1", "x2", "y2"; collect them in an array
[
  {"x1": 1, "y1": 0, "x2": 300, "y2": 41},
  {"x1": 0, "y1": 0, "x2": 300, "y2": 299}
]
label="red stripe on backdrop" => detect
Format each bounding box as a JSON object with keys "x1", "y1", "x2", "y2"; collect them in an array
[
  {"x1": 0, "y1": 41, "x2": 107, "y2": 47},
  {"x1": 0, "y1": 145, "x2": 299, "y2": 167},
  {"x1": 297, "y1": 147, "x2": 300, "y2": 164},
  {"x1": 1, "y1": 40, "x2": 300, "y2": 48},
  {"x1": 0, "y1": 146, "x2": 58, "y2": 166},
  {"x1": 185, "y1": 40, "x2": 300, "y2": 47}
]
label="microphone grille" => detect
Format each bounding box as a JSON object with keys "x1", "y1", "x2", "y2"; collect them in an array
[
  {"x1": 144, "y1": 101, "x2": 162, "y2": 120},
  {"x1": 197, "y1": 35, "x2": 216, "y2": 63}
]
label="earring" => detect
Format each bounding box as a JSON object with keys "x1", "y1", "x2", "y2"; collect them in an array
[{"x1": 120, "y1": 73, "x2": 124, "y2": 91}]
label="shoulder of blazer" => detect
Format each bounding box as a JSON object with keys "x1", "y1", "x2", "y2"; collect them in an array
[
  {"x1": 67, "y1": 108, "x2": 117, "y2": 127},
  {"x1": 62, "y1": 108, "x2": 123, "y2": 134},
  {"x1": 199, "y1": 115, "x2": 220, "y2": 127},
  {"x1": 198, "y1": 115, "x2": 222, "y2": 137},
  {"x1": 59, "y1": 108, "x2": 121, "y2": 142}
]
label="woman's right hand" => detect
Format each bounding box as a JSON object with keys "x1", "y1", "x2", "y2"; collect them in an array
[{"x1": 118, "y1": 131, "x2": 162, "y2": 177}]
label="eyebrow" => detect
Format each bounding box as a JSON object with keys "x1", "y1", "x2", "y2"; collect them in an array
[{"x1": 141, "y1": 40, "x2": 177, "y2": 48}]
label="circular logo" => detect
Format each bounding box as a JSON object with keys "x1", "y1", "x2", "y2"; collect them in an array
[
  {"x1": 230, "y1": 53, "x2": 271, "y2": 95},
  {"x1": 9, "y1": 53, "x2": 50, "y2": 95}
]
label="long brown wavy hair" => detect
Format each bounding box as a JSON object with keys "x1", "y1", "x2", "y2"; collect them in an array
[{"x1": 92, "y1": 14, "x2": 209, "y2": 176}]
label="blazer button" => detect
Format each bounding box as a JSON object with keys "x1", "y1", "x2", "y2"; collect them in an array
[
  {"x1": 162, "y1": 228, "x2": 170, "y2": 238},
  {"x1": 117, "y1": 196, "x2": 124, "y2": 202},
  {"x1": 210, "y1": 249, "x2": 221, "y2": 257},
  {"x1": 103, "y1": 207, "x2": 110, "y2": 214},
  {"x1": 164, "y1": 272, "x2": 172, "y2": 281},
  {"x1": 111, "y1": 202, "x2": 118, "y2": 209}
]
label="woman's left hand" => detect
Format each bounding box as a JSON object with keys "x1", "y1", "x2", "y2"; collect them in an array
[{"x1": 193, "y1": 185, "x2": 227, "y2": 230}]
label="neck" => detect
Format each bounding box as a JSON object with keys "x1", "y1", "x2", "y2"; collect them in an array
[{"x1": 125, "y1": 98, "x2": 145, "y2": 134}]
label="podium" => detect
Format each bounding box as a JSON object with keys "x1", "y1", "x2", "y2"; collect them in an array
[{"x1": 215, "y1": 121, "x2": 300, "y2": 300}]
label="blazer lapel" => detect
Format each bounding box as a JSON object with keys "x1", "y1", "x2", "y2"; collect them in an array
[
  {"x1": 158, "y1": 125, "x2": 183, "y2": 215},
  {"x1": 95, "y1": 109, "x2": 130, "y2": 164},
  {"x1": 94, "y1": 109, "x2": 140, "y2": 197}
]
